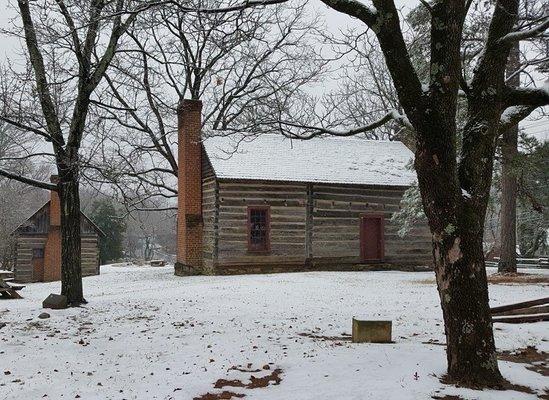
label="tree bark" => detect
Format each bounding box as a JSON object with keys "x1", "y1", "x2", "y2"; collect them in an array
[
  {"x1": 433, "y1": 225, "x2": 501, "y2": 384},
  {"x1": 498, "y1": 41, "x2": 520, "y2": 274},
  {"x1": 314, "y1": 0, "x2": 549, "y2": 388},
  {"x1": 58, "y1": 158, "x2": 84, "y2": 305},
  {"x1": 415, "y1": 122, "x2": 503, "y2": 386}
]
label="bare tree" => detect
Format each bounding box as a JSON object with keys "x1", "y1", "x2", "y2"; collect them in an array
[
  {"x1": 0, "y1": 0, "x2": 292, "y2": 304},
  {"x1": 82, "y1": 0, "x2": 325, "y2": 210},
  {"x1": 0, "y1": 0, "x2": 152, "y2": 305},
  {"x1": 319, "y1": 2, "x2": 546, "y2": 271},
  {"x1": 270, "y1": 0, "x2": 549, "y2": 386},
  {"x1": 498, "y1": 0, "x2": 547, "y2": 273},
  {"x1": 0, "y1": 117, "x2": 49, "y2": 271},
  {"x1": 498, "y1": 41, "x2": 521, "y2": 272}
]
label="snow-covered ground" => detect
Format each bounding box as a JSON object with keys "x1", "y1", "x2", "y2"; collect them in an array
[{"x1": 0, "y1": 265, "x2": 547, "y2": 400}]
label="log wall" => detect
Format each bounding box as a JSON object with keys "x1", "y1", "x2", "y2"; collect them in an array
[
  {"x1": 201, "y1": 150, "x2": 218, "y2": 274},
  {"x1": 208, "y1": 179, "x2": 432, "y2": 274},
  {"x1": 81, "y1": 236, "x2": 100, "y2": 277},
  {"x1": 14, "y1": 235, "x2": 47, "y2": 282},
  {"x1": 311, "y1": 183, "x2": 431, "y2": 266},
  {"x1": 215, "y1": 180, "x2": 307, "y2": 273},
  {"x1": 14, "y1": 234, "x2": 100, "y2": 283}
]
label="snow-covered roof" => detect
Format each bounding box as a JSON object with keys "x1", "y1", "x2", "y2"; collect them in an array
[{"x1": 202, "y1": 134, "x2": 416, "y2": 187}]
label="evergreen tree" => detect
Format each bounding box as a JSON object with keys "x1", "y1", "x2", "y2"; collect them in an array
[
  {"x1": 516, "y1": 138, "x2": 548, "y2": 257},
  {"x1": 90, "y1": 200, "x2": 126, "y2": 264}
]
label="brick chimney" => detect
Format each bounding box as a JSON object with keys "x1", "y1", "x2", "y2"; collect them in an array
[
  {"x1": 44, "y1": 174, "x2": 62, "y2": 281},
  {"x1": 49, "y1": 175, "x2": 61, "y2": 226},
  {"x1": 175, "y1": 99, "x2": 203, "y2": 276}
]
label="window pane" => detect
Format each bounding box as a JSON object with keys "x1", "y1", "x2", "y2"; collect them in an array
[
  {"x1": 249, "y1": 208, "x2": 268, "y2": 250},
  {"x1": 33, "y1": 248, "x2": 44, "y2": 259}
]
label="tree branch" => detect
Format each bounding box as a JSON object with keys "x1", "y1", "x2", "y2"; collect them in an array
[
  {"x1": 498, "y1": 17, "x2": 549, "y2": 43},
  {"x1": 278, "y1": 109, "x2": 412, "y2": 140},
  {"x1": 316, "y1": 0, "x2": 377, "y2": 25},
  {"x1": 503, "y1": 83, "x2": 549, "y2": 107},
  {"x1": 0, "y1": 116, "x2": 64, "y2": 148},
  {"x1": 498, "y1": 105, "x2": 537, "y2": 132},
  {"x1": 17, "y1": 0, "x2": 65, "y2": 148},
  {"x1": 0, "y1": 168, "x2": 57, "y2": 191},
  {"x1": 343, "y1": 0, "x2": 425, "y2": 126}
]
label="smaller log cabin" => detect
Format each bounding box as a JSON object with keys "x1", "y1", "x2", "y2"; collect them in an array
[
  {"x1": 12, "y1": 177, "x2": 103, "y2": 283},
  {"x1": 175, "y1": 100, "x2": 432, "y2": 275}
]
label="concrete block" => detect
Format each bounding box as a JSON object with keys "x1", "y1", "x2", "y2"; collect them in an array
[{"x1": 352, "y1": 318, "x2": 392, "y2": 343}]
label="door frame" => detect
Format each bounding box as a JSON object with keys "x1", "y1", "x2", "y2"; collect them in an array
[{"x1": 359, "y1": 213, "x2": 385, "y2": 262}]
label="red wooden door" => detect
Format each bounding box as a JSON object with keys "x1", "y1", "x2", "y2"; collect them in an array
[
  {"x1": 360, "y1": 215, "x2": 384, "y2": 262},
  {"x1": 32, "y1": 248, "x2": 45, "y2": 282}
]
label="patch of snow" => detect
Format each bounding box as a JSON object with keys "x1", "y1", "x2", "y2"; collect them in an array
[
  {"x1": 461, "y1": 188, "x2": 472, "y2": 199},
  {"x1": 0, "y1": 265, "x2": 547, "y2": 399},
  {"x1": 542, "y1": 79, "x2": 549, "y2": 96}
]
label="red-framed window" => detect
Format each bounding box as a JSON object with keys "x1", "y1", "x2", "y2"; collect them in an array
[
  {"x1": 360, "y1": 214, "x2": 385, "y2": 262},
  {"x1": 247, "y1": 206, "x2": 271, "y2": 252}
]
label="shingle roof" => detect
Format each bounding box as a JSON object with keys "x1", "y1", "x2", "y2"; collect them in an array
[{"x1": 202, "y1": 134, "x2": 416, "y2": 187}]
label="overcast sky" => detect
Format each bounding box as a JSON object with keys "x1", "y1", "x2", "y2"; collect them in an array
[{"x1": 0, "y1": 0, "x2": 546, "y2": 140}]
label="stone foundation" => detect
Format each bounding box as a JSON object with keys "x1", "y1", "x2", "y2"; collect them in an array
[
  {"x1": 174, "y1": 262, "x2": 202, "y2": 276},
  {"x1": 197, "y1": 262, "x2": 432, "y2": 276}
]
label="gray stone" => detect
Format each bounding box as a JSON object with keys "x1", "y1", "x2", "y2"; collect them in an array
[
  {"x1": 38, "y1": 312, "x2": 50, "y2": 319},
  {"x1": 42, "y1": 294, "x2": 68, "y2": 310}
]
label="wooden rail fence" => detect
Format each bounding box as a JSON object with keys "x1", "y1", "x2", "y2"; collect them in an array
[{"x1": 491, "y1": 297, "x2": 549, "y2": 324}]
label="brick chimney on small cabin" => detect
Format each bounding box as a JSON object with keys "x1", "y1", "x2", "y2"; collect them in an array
[
  {"x1": 49, "y1": 175, "x2": 61, "y2": 227},
  {"x1": 175, "y1": 99, "x2": 203, "y2": 276},
  {"x1": 43, "y1": 175, "x2": 62, "y2": 281}
]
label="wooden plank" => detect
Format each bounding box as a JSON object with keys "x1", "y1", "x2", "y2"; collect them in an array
[
  {"x1": 220, "y1": 191, "x2": 306, "y2": 200},
  {"x1": 314, "y1": 196, "x2": 402, "y2": 207},
  {"x1": 314, "y1": 210, "x2": 390, "y2": 218},
  {"x1": 313, "y1": 183, "x2": 406, "y2": 195},
  {"x1": 217, "y1": 242, "x2": 306, "y2": 250},
  {"x1": 220, "y1": 215, "x2": 305, "y2": 224},
  {"x1": 0, "y1": 287, "x2": 23, "y2": 299},
  {"x1": 490, "y1": 297, "x2": 549, "y2": 314},
  {"x1": 219, "y1": 207, "x2": 305, "y2": 216},
  {"x1": 313, "y1": 233, "x2": 360, "y2": 241},
  {"x1": 492, "y1": 305, "x2": 549, "y2": 317},
  {"x1": 219, "y1": 181, "x2": 306, "y2": 191},
  {"x1": 492, "y1": 314, "x2": 549, "y2": 324},
  {"x1": 220, "y1": 199, "x2": 305, "y2": 208},
  {"x1": 217, "y1": 256, "x2": 305, "y2": 265}
]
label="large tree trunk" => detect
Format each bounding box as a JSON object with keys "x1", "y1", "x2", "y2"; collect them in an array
[
  {"x1": 433, "y1": 225, "x2": 501, "y2": 384},
  {"x1": 415, "y1": 120, "x2": 503, "y2": 386},
  {"x1": 58, "y1": 161, "x2": 84, "y2": 306},
  {"x1": 498, "y1": 41, "x2": 520, "y2": 274}
]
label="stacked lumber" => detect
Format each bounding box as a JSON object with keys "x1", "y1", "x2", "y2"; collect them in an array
[{"x1": 491, "y1": 297, "x2": 549, "y2": 323}]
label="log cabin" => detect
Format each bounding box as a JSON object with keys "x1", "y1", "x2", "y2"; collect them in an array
[
  {"x1": 11, "y1": 176, "x2": 103, "y2": 283},
  {"x1": 175, "y1": 100, "x2": 432, "y2": 276}
]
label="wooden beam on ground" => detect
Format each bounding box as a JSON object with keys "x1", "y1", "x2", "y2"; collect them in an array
[
  {"x1": 492, "y1": 314, "x2": 549, "y2": 324},
  {"x1": 492, "y1": 305, "x2": 549, "y2": 317},
  {"x1": 490, "y1": 297, "x2": 549, "y2": 315}
]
